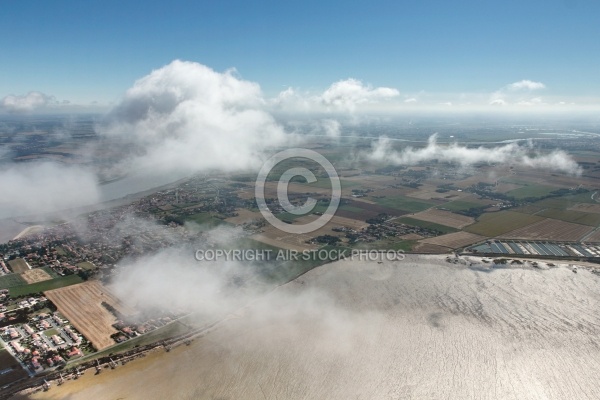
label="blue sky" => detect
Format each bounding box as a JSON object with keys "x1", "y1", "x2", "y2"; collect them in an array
[{"x1": 1, "y1": 0, "x2": 599, "y2": 109}]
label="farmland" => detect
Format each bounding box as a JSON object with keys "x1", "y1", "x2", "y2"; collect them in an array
[
  {"x1": 419, "y1": 231, "x2": 486, "y2": 249},
  {"x1": 583, "y1": 229, "x2": 600, "y2": 242},
  {"x1": 7, "y1": 258, "x2": 29, "y2": 273},
  {"x1": 0, "y1": 273, "x2": 26, "y2": 289},
  {"x1": 409, "y1": 208, "x2": 475, "y2": 229},
  {"x1": 506, "y1": 184, "x2": 558, "y2": 200},
  {"x1": 45, "y1": 281, "x2": 136, "y2": 350},
  {"x1": 397, "y1": 217, "x2": 458, "y2": 234},
  {"x1": 9, "y1": 275, "x2": 83, "y2": 297},
  {"x1": 569, "y1": 203, "x2": 600, "y2": 214},
  {"x1": 372, "y1": 195, "x2": 435, "y2": 213},
  {"x1": 500, "y1": 218, "x2": 594, "y2": 241},
  {"x1": 76, "y1": 261, "x2": 97, "y2": 271},
  {"x1": 464, "y1": 211, "x2": 544, "y2": 237},
  {"x1": 438, "y1": 200, "x2": 489, "y2": 212},
  {"x1": 535, "y1": 209, "x2": 600, "y2": 226},
  {"x1": 20, "y1": 268, "x2": 53, "y2": 284}
]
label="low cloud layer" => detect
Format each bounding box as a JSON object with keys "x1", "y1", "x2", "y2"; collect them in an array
[
  {"x1": 109, "y1": 225, "x2": 381, "y2": 358},
  {"x1": 0, "y1": 162, "x2": 100, "y2": 218},
  {"x1": 367, "y1": 134, "x2": 582, "y2": 175},
  {"x1": 0, "y1": 91, "x2": 57, "y2": 113}
]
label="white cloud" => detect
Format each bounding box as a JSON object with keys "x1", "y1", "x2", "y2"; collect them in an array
[
  {"x1": 404, "y1": 98, "x2": 417, "y2": 103},
  {"x1": 489, "y1": 79, "x2": 546, "y2": 107},
  {"x1": 320, "y1": 119, "x2": 341, "y2": 138},
  {"x1": 0, "y1": 163, "x2": 100, "y2": 218},
  {"x1": 272, "y1": 79, "x2": 399, "y2": 114},
  {"x1": 508, "y1": 80, "x2": 546, "y2": 91},
  {"x1": 319, "y1": 79, "x2": 399, "y2": 112},
  {"x1": 99, "y1": 60, "x2": 290, "y2": 175},
  {"x1": 0, "y1": 91, "x2": 57, "y2": 113},
  {"x1": 367, "y1": 134, "x2": 581, "y2": 175}
]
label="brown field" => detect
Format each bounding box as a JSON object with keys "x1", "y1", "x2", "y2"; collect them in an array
[
  {"x1": 583, "y1": 229, "x2": 600, "y2": 243},
  {"x1": 251, "y1": 231, "x2": 316, "y2": 252},
  {"x1": 410, "y1": 209, "x2": 475, "y2": 229},
  {"x1": 368, "y1": 187, "x2": 410, "y2": 199},
  {"x1": 569, "y1": 203, "x2": 600, "y2": 214},
  {"x1": 343, "y1": 174, "x2": 398, "y2": 186},
  {"x1": 499, "y1": 218, "x2": 594, "y2": 241},
  {"x1": 412, "y1": 242, "x2": 452, "y2": 253},
  {"x1": 45, "y1": 281, "x2": 136, "y2": 350},
  {"x1": 419, "y1": 231, "x2": 486, "y2": 249},
  {"x1": 399, "y1": 233, "x2": 423, "y2": 240},
  {"x1": 7, "y1": 258, "x2": 29, "y2": 273},
  {"x1": 20, "y1": 268, "x2": 52, "y2": 284}
]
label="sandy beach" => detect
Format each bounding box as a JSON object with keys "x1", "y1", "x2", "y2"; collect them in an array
[
  {"x1": 17, "y1": 254, "x2": 600, "y2": 400},
  {"x1": 12, "y1": 226, "x2": 45, "y2": 241}
]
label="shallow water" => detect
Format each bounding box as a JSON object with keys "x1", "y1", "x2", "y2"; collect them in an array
[{"x1": 24, "y1": 255, "x2": 600, "y2": 400}]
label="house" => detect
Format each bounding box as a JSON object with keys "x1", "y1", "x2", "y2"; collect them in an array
[
  {"x1": 52, "y1": 355, "x2": 65, "y2": 364},
  {"x1": 51, "y1": 335, "x2": 63, "y2": 345},
  {"x1": 31, "y1": 357, "x2": 42, "y2": 371},
  {"x1": 23, "y1": 324, "x2": 35, "y2": 335},
  {"x1": 12, "y1": 341, "x2": 24, "y2": 353},
  {"x1": 66, "y1": 347, "x2": 82, "y2": 358}
]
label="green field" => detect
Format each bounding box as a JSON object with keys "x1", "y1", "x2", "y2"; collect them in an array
[
  {"x1": 76, "y1": 261, "x2": 97, "y2": 270},
  {"x1": 44, "y1": 328, "x2": 59, "y2": 337},
  {"x1": 463, "y1": 211, "x2": 544, "y2": 237},
  {"x1": 0, "y1": 273, "x2": 27, "y2": 289},
  {"x1": 397, "y1": 217, "x2": 458, "y2": 234},
  {"x1": 437, "y1": 200, "x2": 487, "y2": 212},
  {"x1": 184, "y1": 212, "x2": 229, "y2": 230},
  {"x1": 7, "y1": 258, "x2": 29, "y2": 273},
  {"x1": 536, "y1": 209, "x2": 600, "y2": 226},
  {"x1": 40, "y1": 266, "x2": 60, "y2": 278},
  {"x1": 338, "y1": 204, "x2": 364, "y2": 213},
  {"x1": 566, "y1": 191, "x2": 599, "y2": 204},
  {"x1": 9, "y1": 275, "x2": 83, "y2": 297},
  {"x1": 373, "y1": 196, "x2": 435, "y2": 213},
  {"x1": 506, "y1": 185, "x2": 560, "y2": 200}
]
